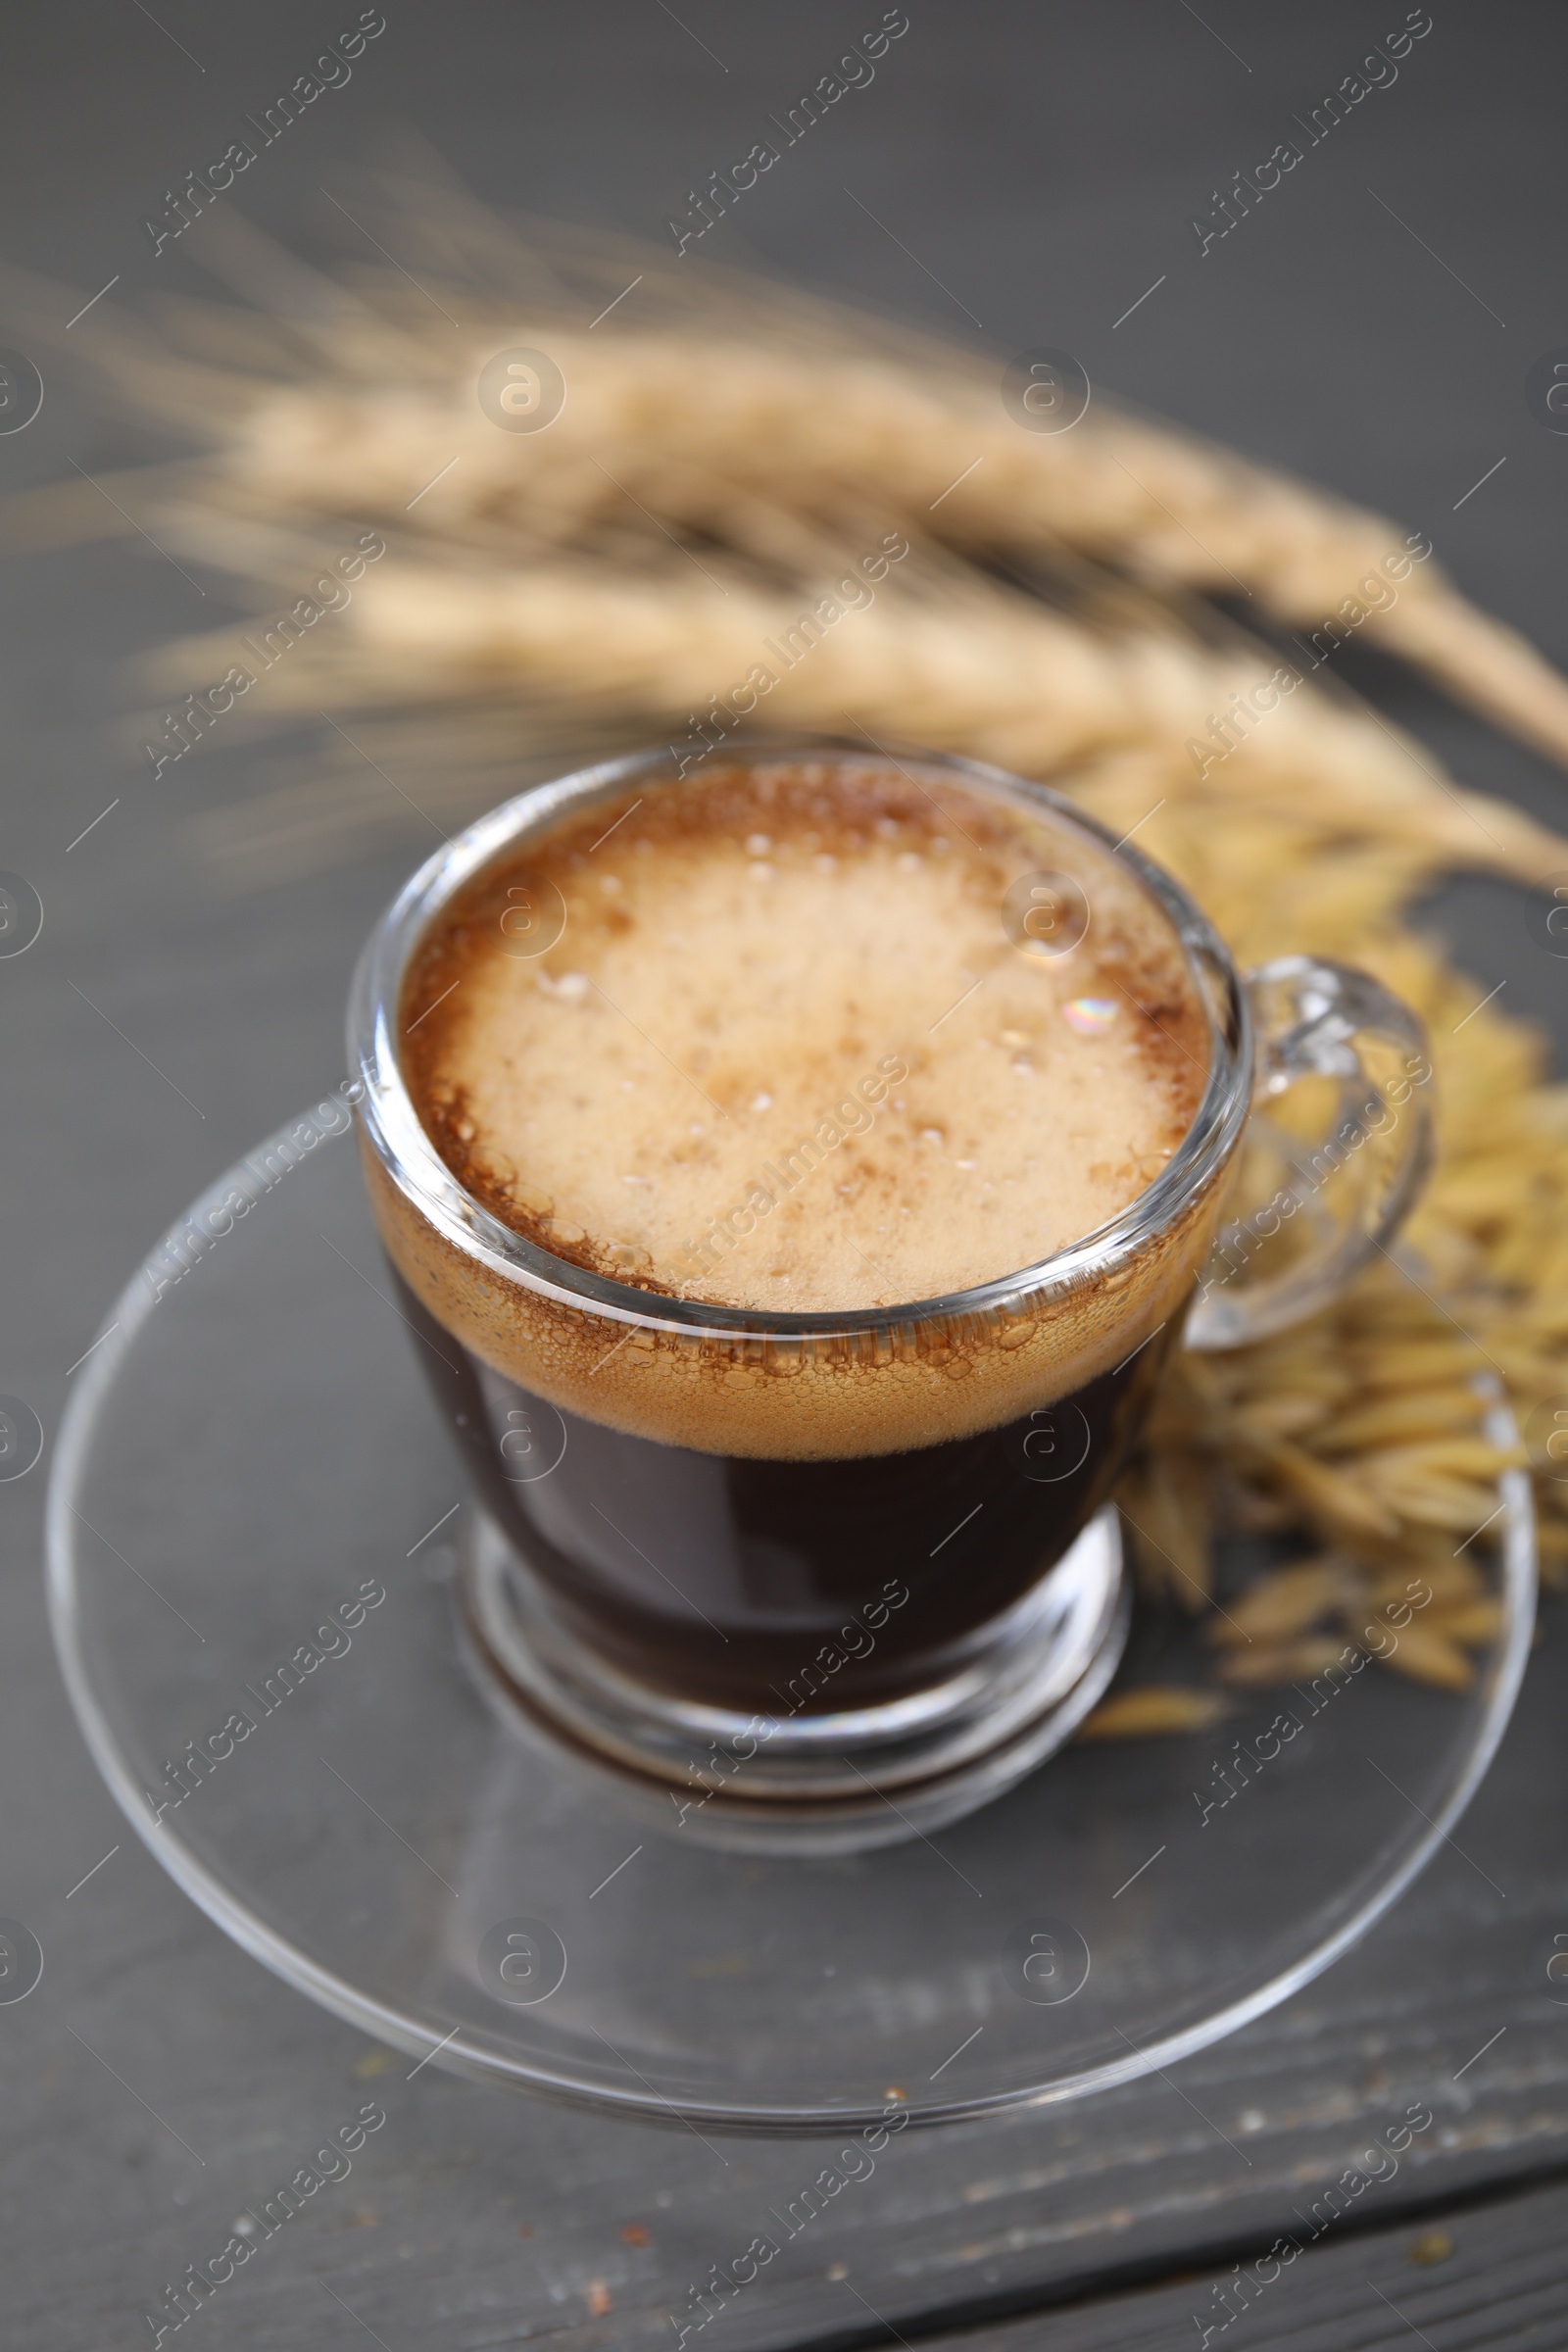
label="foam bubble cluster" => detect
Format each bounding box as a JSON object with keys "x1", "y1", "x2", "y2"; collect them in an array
[{"x1": 399, "y1": 760, "x2": 1210, "y2": 1313}]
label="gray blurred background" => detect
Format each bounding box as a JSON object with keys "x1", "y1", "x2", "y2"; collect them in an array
[{"x1": 3, "y1": 5, "x2": 1567, "y2": 2346}]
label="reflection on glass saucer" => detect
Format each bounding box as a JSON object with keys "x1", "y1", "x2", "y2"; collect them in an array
[{"x1": 47, "y1": 1116, "x2": 1535, "y2": 2130}]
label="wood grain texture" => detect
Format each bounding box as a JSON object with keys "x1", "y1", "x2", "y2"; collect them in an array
[
  {"x1": 1, "y1": 1629, "x2": 1563, "y2": 2348},
  {"x1": 924, "y1": 2175, "x2": 1568, "y2": 2352},
  {"x1": 4, "y1": 3, "x2": 1568, "y2": 2347}
]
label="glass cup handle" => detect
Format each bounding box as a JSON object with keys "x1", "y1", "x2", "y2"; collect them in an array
[{"x1": 1185, "y1": 955, "x2": 1434, "y2": 1351}]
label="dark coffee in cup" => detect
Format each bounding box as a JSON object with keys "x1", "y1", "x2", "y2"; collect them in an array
[
  {"x1": 377, "y1": 757, "x2": 1212, "y2": 1717},
  {"x1": 394, "y1": 1270, "x2": 1179, "y2": 1712}
]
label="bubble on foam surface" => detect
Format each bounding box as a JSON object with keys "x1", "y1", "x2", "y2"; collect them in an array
[
  {"x1": 1062, "y1": 996, "x2": 1118, "y2": 1036},
  {"x1": 399, "y1": 760, "x2": 1211, "y2": 1318}
]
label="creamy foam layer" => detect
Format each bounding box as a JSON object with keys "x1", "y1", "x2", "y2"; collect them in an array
[{"x1": 399, "y1": 761, "x2": 1210, "y2": 1313}]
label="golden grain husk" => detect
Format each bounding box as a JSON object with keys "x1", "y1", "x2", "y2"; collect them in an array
[{"x1": 1076, "y1": 1689, "x2": 1231, "y2": 1740}]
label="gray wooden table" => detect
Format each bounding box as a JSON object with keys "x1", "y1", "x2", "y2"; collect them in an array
[{"x1": 4, "y1": 4, "x2": 1568, "y2": 2343}]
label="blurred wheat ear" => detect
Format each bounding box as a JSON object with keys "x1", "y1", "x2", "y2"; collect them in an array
[
  {"x1": 7, "y1": 167, "x2": 1568, "y2": 894},
  {"x1": 9, "y1": 166, "x2": 1567, "y2": 1697}
]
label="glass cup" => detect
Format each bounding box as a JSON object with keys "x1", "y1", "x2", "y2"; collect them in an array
[{"x1": 348, "y1": 743, "x2": 1432, "y2": 1847}]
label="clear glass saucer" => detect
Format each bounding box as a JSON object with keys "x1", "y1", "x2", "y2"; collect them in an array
[{"x1": 45, "y1": 1114, "x2": 1537, "y2": 2132}]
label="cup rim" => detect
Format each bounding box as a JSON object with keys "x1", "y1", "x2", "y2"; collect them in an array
[{"x1": 347, "y1": 738, "x2": 1252, "y2": 1340}]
